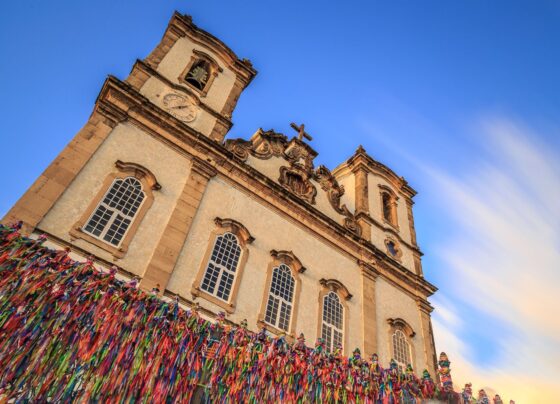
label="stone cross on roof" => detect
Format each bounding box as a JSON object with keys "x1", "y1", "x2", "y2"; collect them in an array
[{"x1": 290, "y1": 122, "x2": 313, "y2": 142}]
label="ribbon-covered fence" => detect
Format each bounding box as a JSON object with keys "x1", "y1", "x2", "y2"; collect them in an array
[{"x1": 0, "y1": 223, "x2": 504, "y2": 403}]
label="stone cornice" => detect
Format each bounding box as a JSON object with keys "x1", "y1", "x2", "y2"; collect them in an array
[
  {"x1": 191, "y1": 156, "x2": 218, "y2": 179},
  {"x1": 96, "y1": 76, "x2": 437, "y2": 299},
  {"x1": 416, "y1": 297, "x2": 435, "y2": 314}
]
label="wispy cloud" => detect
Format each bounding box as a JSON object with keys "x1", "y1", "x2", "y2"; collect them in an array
[
  {"x1": 360, "y1": 112, "x2": 560, "y2": 402},
  {"x1": 423, "y1": 118, "x2": 560, "y2": 402}
]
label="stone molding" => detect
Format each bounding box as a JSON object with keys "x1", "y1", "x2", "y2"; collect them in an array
[
  {"x1": 270, "y1": 250, "x2": 306, "y2": 273},
  {"x1": 214, "y1": 217, "x2": 254, "y2": 245},
  {"x1": 115, "y1": 160, "x2": 161, "y2": 190},
  {"x1": 191, "y1": 156, "x2": 218, "y2": 180},
  {"x1": 387, "y1": 317, "x2": 416, "y2": 338},
  {"x1": 319, "y1": 278, "x2": 353, "y2": 301}
]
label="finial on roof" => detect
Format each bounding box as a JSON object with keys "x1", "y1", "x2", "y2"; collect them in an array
[
  {"x1": 241, "y1": 58, "x2": 253, "y2": 67},
  {"x1": 356, "y1": 145, "x2": 366, "y2": 154}
]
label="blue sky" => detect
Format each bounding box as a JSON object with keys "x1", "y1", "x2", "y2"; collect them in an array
[{"x1": 1, "y1": 1, "x2": 559, "y2": 401}]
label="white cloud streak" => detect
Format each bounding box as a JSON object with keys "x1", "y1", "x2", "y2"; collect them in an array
[{"x1": 422, "y1": 118, "x2": 560, "y2": 402}]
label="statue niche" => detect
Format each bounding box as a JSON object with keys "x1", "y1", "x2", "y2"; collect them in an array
[
  {"x1": 279, "y1": 166, "x2": 317, "y2": 204},
  {"x1": 286, "y1": 171, "x2": 306, "y2": 195}
]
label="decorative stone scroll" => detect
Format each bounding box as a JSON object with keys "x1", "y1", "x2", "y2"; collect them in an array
[
  {"x1": 315, "y1": 165, "x2": 362, "y2": 237},
  {"x1": 278, "y1": 166, "x2": 317, "y2": 204},
  {"x1": 224, "y1": 129, "x2": 287, "y2": 161}
]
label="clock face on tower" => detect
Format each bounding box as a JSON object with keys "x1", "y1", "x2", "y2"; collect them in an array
[{"x1": 162, "y1": 93, "x2": 198, "y2": 122}]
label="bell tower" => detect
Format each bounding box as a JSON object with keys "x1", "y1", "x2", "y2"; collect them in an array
[
  {"x1": 1, "y1": 12, "x2": 256, "y2": 280},
  {"x1": 126, "y1": 13, "x2": 256, "y2": 141}
]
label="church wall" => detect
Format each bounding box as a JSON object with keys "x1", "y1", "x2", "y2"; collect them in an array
[
  {"x1": 375, "y1": 277, "x2": 427, "y2": 371},
  {"x1": 39, "y1": 123, "x2": 192, "y2": 276},
  {"x1": 167, "y1": 177, "x2": 364, "y2": 353},
  {"x1": 155, "y1": 37, "x2": 237, "y2": 112},
  {"x1": 245, "y1": 155, "x2": 285, "y2": 184},
  {"x1": 367, "y1": 174, "x2": 415, "y2": 272}
]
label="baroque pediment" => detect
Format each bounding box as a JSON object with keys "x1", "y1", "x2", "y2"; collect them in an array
[{"x1": 225, "y1": 129, "x2": 361, "y2": 237}]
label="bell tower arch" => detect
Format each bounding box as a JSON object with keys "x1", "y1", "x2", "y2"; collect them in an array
[{"x1": 126, "y1": 12, "x2": 257, "y2": 141}]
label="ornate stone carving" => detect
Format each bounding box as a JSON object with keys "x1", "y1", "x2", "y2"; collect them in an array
[
  {"x1": 225, "y1": 139, "x2": 252, "y2": 161},
  {"x1": 315, "y1": 165, "x2": 344, "y2": 208},
  {"x1": 224, "y1": 129, "x2": 287, "y2": 162},
  {"x1": 278, "y1": 166, "x2": 317, "y2": 204},
  {"x1": 284, "y1": 139, "x2": 316, "y2": 172},
  {"x1": 344, "y1": 217, "x2": 362, "y2": 237},
  {"x1": 314, "y1": 165, "x2": 361, "y2": 237},
  {"x1": 319, "y1": 278, "x2": 353, "y2": 300}
]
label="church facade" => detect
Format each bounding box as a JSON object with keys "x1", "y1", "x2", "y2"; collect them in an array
[{"x1": 2, "y1": 12, "x2": 438, "y2": 375}]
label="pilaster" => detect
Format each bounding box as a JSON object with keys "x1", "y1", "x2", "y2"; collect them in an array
[
  {"x1": 353, "y1": 165, "x2": 372, "y2": 241},
  {"x1": 406, "y1": 199, "x2": 417, "y2": 246},
  {"x1": 359, "y1": 260, "x2": 379, "y2": 355},
  {"x1": 416, "y1": 298, "x2": 438, "y2": 376},
  {"x1": 140, "y1": 157, "x2": 217, "y2": 292}
]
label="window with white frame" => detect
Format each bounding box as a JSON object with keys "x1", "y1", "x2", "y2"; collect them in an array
[
  {"x1": 264, "y1": 264, "x2": 295, "y2": 331},
  {"x1": 321, "y1": 291, "x2": 344, "y2": 352},
  {"x1": 200, "y1": 232, "x2": 241, "y2": 301},
  {"x1": 392, "y1": 329, "x2": 411, "y2": 371},
  {"x1": 83, "y1": 177, "x2": 145, "y2": 246}
]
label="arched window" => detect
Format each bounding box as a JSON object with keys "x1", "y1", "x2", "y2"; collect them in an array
[
  {"x1": 392, "y1": 329, "x2": 411, "y2": 371},
  {"x1": 200, "y1": 232, "x2": 241, "y2": 302},
  {"x1": 185, "y1": 59, "x2": 210, "y2": 91},
  {"x1": 193, "y1": 218, "x2": 253, "y2": 313},
  {"x1": 264, "y1": 264, "x2": 295, "y2": 331},
  {"x1": 321, "y1": 291, "x2": 344, "y2": 352},
  {"x1": 71, "y1": 161, "x2": 159, "y2": 258},
  {"x1": 387, "y1": 318, "x2": 416, "y2": 372},
  {"x1": 382, "y1": 192, "x2": 393, "y2": 222},
  {"x1": 83, "y1": 177, "x2": 145, "y2": 247},
  {"x1": 379, "y1": 185, "x2": 399, "y2": 228},
  {"x1": 257, "y1": 250, "x2": 304, "y2": 335}
]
